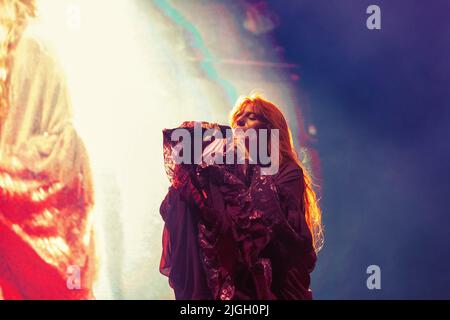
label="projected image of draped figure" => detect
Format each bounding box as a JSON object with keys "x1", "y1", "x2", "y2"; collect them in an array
[
  {"x1": 159, "y1": 94, "x2": 323, "y2": 300},
  {"x1": 0, "y1": 0, "x2": 96, "y2": 300}
]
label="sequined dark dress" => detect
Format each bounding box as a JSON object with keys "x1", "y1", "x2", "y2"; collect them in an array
[{"x1": 160, "y1": 122, "x2": 316, "y2": 300}]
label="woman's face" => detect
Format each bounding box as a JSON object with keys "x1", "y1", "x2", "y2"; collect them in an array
[{"x1": 234, "y1": 104, "x2": 267, "y2": 131}]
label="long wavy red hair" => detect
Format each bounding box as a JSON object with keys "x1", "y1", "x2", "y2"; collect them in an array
[{"x1": 229, "y1": 93, "x2": 324, "y2": 252}]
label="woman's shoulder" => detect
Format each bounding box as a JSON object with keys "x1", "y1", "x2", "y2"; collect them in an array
[
  {"x1": 275, "y1": 158, "x2": 304, "y2": 183},
  {"x1": 12, "y1": 23, "x2": 65, "y2": 80}
]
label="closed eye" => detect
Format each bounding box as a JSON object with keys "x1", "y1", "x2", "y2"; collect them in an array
[{"x1": 248, "y1": 113, "x2": 258, "y2": 120}]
